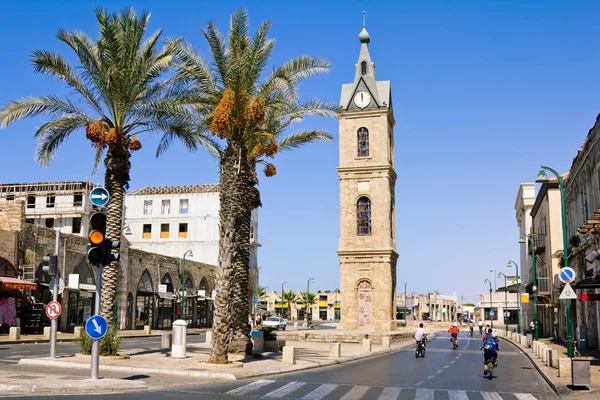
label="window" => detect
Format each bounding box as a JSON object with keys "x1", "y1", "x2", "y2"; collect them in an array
[
  {"x1": 357, "y1": 127, "x2": 369, "y2": 157},
  {"x1": 160, "y1": 223, "x2": 169, "y2": 239},
  {"x1": 142, "y1": 224, "x2": 152, "y2": 239},
  {"x1": 179, "y1": 223, "x2": 188, "y2": 238},
  {"x1": 143, "y1": 200, "x2": 152, "y2": 215},
  {"x1": 46, "y1": 194, "x2": 55, "y2": 208},
  {"x1": 72, "y1": 217, "x2": 82, "y2": 234},
  {"x1": 6, "y1": 195, "x2": 14, "y2": 201},
  {"x1": 45, "y1": 218, "x2": 54, "y2": 228},
  {"x1": 357, "y1": 197, "x2": 372, "y2": 235},
  {"x1": 180, "y1": 199, "x2": 189, "y2": 214},
  {"x1": 361, "y1": 61, "x2": 367, "y2": 75},
  {"x1": 161, "y1": 199, "x2": 171, "y2": 215},
  {"x1": 73, "y1": 193, "x2": 83, "y2": 207},
  {"x1": 25, "y1": 218, "x2": 34, "y2": 224},
  {"x1": 27, "y1": 196, "x2": 35, "y2": 209}
]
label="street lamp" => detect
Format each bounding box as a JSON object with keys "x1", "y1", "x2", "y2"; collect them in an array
[
  {"x1": 484, "y1": 279, "x2": 493, "y2": 328},
  {"x1": 306, "y1": 278, "x2": 315, "y2": 328},
  {"x1": 113, "y1": 225, "x2": 132, "y2": 332},
  {"x1": 507, "y1": 260, "x2": 521, "y2": 333},
  {"x1": 536, "y1": 165, "x2": 573, "y2": 358},
  {"x1": 520, "y1": 233, "x2": 539, "y2": 341},
  {"x1": 281, "y1": 281, "x2": 287, "y2": 318},
  {"x1": 434, "y1": 290, "x2": 439, "y2": 321},
  {"x1": 490, "y1": 270, "x2": 497, "y2": 292},
  {"x1": 181, "y1": 250, "x2": 194, "y2": 321},
  {"x1": 253, "y1": 267, "x2": 262, "y2": 327},
  {"x1": 498, "y1": 272, "x2": 509, "y2": 334},
  {"x1": 410, "y1": 292, "x2": 416, "y2": 321}
]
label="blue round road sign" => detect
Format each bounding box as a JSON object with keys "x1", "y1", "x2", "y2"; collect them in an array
[
  {"x1": 90, "y1": 187, "x2": 110, "y2": 207},
  {"x1": 489, "y1": 310, "x2": 495, "y2": 316},
  {"x1": 85, "y1": 315, "x2": 108, "y2": 340},
  {"x1": 559, "y1": 267, "x2": 576, "y2": 284}
]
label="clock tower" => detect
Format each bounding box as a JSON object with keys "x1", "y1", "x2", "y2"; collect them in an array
[{"x1": 338, "y1": 14, "x2": 398, "y2": 331}]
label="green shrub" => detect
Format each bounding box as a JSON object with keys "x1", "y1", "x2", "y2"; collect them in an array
[
  {"x1": 397, "y1": 321, "x2": 407, "y2": 328},
  {"x1": 74, "y1": 325, "x2": 122, "y2": 356},
  {"x1": 257, "y1": 326, "x2": 276, "y2": 339}
]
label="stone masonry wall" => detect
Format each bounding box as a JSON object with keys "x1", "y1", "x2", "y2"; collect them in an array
[{"x1": 0, "y1": 200, "x2": 24, "y2": 231}]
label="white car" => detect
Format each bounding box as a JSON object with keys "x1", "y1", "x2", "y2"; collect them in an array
[{"x1": 262, "y1": 317, "x2": 287, "y2": 330}]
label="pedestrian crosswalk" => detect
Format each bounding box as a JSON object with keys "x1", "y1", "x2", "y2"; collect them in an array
[{"x1": 224, "y1": 380, "x2": 549, "y2": 399}]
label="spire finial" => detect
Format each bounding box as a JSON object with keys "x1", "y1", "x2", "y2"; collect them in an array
[{"x1": 358, "y1": 11, "x2": 370, "y2": 44}]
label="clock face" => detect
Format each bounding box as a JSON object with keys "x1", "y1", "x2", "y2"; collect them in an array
[{"x1": 354, "y1": 91, "x2": 371, "y2": 108}]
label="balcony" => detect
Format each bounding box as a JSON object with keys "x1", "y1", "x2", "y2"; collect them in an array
[{"x1": 528, "y1": 234, "x2": 546, "y2": 254}]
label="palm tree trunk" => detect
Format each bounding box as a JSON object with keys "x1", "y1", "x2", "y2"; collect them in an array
[
  {"x1": 100, "y1": 146, "x2": 131, "y2": 325},
  {"x1": 209, "y1": 143, "x2": 239, "y2": 363}
]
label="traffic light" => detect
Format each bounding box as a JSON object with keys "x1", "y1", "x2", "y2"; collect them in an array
[
  {"x1": 104, "y1": 237, "x2": 120, "y2": 264},
  {"x1": 42, "y1": 255, "x2": 58, "y2": 276},
  {"x1": 87, "y1": 212, "x2": 107, "y2": 265}
]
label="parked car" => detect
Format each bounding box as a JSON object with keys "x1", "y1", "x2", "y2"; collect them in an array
[{"x1": 263, "y1": 316, "x2": 287, "y2": 330}]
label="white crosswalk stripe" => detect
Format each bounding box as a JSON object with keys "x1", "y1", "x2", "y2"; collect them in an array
[
  {"x1": 264, "y1": 382, "x2": 306, "y2": 398},
  {"x1": 481, "y1": 392, "x2": 504, "y2": 400},
  {"x1": 378, "y1": 387, "x2": 401, "y2": 400},
  {"x1": 340, "y1": 385, "x2": 370, "y2": 399},
  {"x1": 415, "y1": 388, "x2": 434, "y2": 400},
  {"x1": 514, "y1": 395, "x2": 538, "y2": 400},
  {"x1": 448, "y1": 390, "x2": 469, "y2": 400},
  {"x1": 225, "y1": 379, "x2": 276, "y2": 395},
  {"x1": 301, "y1": 383, "x2": 338, "y2": 399}
]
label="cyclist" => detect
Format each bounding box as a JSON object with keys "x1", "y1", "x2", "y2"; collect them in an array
[
  {"x1": 448, "y1": 322, "x2": 459, "y2": 349},
  {"x1": 415, "y1": 323, "x2": 428, "y2": 346},
  {"x1": 468, "y1": 320, "x2": 474, "y2": 336},
  {"x1": 478, "y1": 320, "x2": 483, "y2": 334},
  {"x1": 481, "y1": 332, "x2": 499, "y2": 375},
  {"x1": 483, "y1": 327, "x2": 493, "y2": 341}
]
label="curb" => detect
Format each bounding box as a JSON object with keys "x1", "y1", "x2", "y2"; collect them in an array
[
  {"x1": 0, "y1": 378, "x2": 147, "y2": 395},
  {"x1": 1, "y1": 331, "x2": 205, "y2": 346},
  {"x1": 500, "y1": 336, "x2": 561, "y2": 396}
]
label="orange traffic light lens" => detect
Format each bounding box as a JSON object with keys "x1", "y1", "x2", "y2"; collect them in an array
[{"x1": 89, "y1": 230, "x2": 104, "y2": 244}]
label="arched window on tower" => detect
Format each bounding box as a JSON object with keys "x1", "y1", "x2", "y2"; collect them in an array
[
  {"x1": 357, "y1": 127, "x2": 369, "y2": 157},
  {"x1": 361, "y1": 61, "x2": 367, "y2": 75},
  {"x1": 357, "y1": 197, "x2": 372, "y2": 235}
]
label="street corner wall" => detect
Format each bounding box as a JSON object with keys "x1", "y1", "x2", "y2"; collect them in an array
[
  {"x1": 0, "y1": 229, "x2": 18, "y2": 266},
  {"x1": 0, "y1": 200, "x2": 25, "y2": 231}
]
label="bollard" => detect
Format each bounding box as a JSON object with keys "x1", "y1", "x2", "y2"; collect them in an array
[
  {"x1": 251, "y1": 330, "x2": 264, "y2": 354},
  {"x1": 545, "y1": 348, "x2": 552, "y2": 367},
  {"x1": 171, "y1": 319, "x2": 187, "y2": 358},
  {"x1": 161, "y1": 332, "x2": 172, "y2": 349},
  {"x1": 293, "y1": 321, "x2": 298, "y2": 329},
  {"x1": 144, "y1": 325, "x2": 152, "y2": 335},
  {"x1": 43, "y1": 326, "x2": 51, "y2": 339},
  {"x1": 551, "y1": 350, "x2": 559, "y2": 368},
  {"x1": 362, "y1": 338, "x2": 372, "y2": 352},
  {"x1": 532, "y1": 341, "x2": 539, "y2": 355},
  {"x1": 558, "y1": 357, "x2": 572, "y2": 378},
  {"x1": 382, "y1": 336, "x2": 391, "y2": 349},
  {"x1": 542, "y1": 346, "x2": 548, "y2": 364},
  {"x1": 74, "y1": 326, "x2": 83, "y2": 338},
  {"x1": 9, "y1": 327, "x2": 20, "y2": 340},
  {"x1": 526, "y1": 332, "x2": 533, "y2": 347},
  {"x1": 572, "y1": 357, "x2": 592, "y2": 387},
  {"x1": 329, "y1": 342, "x2": 341, "y2": 358},
  {"x1": 282, "y1": 346, "x2": 297, "y2": 365},
  {"x1": 205, "y1": 330, "x2": 212, "y2": 344}
]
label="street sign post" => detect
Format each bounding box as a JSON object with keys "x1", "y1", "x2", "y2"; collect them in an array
[
  {"x1": 89, "y1": 187, "x2": 110, "y2": 207},
  {"x1": 559, "y1": 267, "x2": 576, "y2": 284},
  {"x1": 45, "y1": 301, "x2": 62, "y2": 320},
  {"x1": 85, "y1": 315, "x2": 108, "y2": 340},
  {"x1": 559, "y1": 282, "x2": 578, "y2": 300},
  {"x1": 490, "y1": 310, "x2": 495, "y2": 316},
  {"x1": 252, "y1": 295, "x2": 258, "y2": 305}
]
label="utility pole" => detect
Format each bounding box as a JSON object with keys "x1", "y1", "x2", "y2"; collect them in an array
[
  {"x1": 428, "y1": 291, "x2": 431, "y2": 321},
  {"x1": 50, "y1": 230, "x2": 59, "y2": 359},
  {"x1": 404, "y1": 283, "x2": 407, "y2": 324}
]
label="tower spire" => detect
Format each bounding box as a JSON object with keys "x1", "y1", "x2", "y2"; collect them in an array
[{"x1": 359, "y1": 11, "x2": 370, "y2": 43}]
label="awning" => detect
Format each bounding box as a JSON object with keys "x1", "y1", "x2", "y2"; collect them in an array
[
  {"x1": 572, "y1": 276, "x2": 600, "y2": 289},
  {"x1": 0, "y1": 277, "x2": 37, "y2": 291}
]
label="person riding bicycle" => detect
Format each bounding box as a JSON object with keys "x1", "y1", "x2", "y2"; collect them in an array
[
  {"x1": 415, "y1": 323, "x2": 428, "y2": 347},
  {"x1": 448, "y1": 322, "x2": 459, "y2": 347},
  {"x1": 481, "y1": 332, "x2": 499, "y2": 375},
  {"x1": 468, "y1": 320, "x2": 474, "y2": 335},
  {"x1": 478, "y1": 320, "x2": 483, "y2": 334},
  {"x1": 483, "y1": 327, "x2": 493, "y2": 342}
]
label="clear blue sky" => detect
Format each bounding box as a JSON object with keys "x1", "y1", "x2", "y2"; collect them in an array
[{"x1": 1, "y1": 1, "x2": 599, "y2": 303}]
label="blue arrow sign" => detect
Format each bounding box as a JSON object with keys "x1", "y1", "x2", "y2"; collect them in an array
[
  {"x1": 85, "y1": 315, "x2": 108, "y2": 340},
  {"x1": 252, "y1": 295, "x2": 258, "y2": 305},
  {"x1": 489, "y1": 310, "x2": 495, "y2": 316},
  {"x1": 90, "y1": 187, "x2": 110, "y2": 207},
  {"x1": 559, "y1": 267, "x2": 576, "y2": 284}
]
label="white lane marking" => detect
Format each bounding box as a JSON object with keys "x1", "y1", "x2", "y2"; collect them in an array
[
  {"x1": 340, "y1": 385, "x2": 370, "y2": 399},
  {"x1": 436, "y1": 369, "x2": 443, "y2": 374},
  {"x1": 449, "y1": 360, "x2": 456, "y2": 364},
  {"x1": 415, "y1": 388, "x2": 434, "y2": 400},
  {"x1": 443, "y1": 365, "x2": 450, "y2": 368},
  {"x1": 415, "y1": 381, "x2": 424, "y2": 386},
  {"x1": 514, "y1": 394, "x2": 538, "y2": 400},
  {"x1": 378, "y1": 387, "x2": 401, "y2": 400},
  {"x1": 301, "y1": 383, "x2": 338, "y2": 399},
  {"x1": 225, "y1": 379, "x2": 276, "y2": 395},
  {"x1": 0, "y1": 359, "x2": 18, "y2": 363},
  {"x1": 264, "y1": 381, "x2": 306, "y2": 398},
  {"x1": 427, "y1": 375, "x2": 435, "y2": 379},
  {"x1": 448, "y1": 390, "x2": 469, "y2": 400},
  {"x1": 481, "y1": 392, "x2": 503, "y2": 400}
]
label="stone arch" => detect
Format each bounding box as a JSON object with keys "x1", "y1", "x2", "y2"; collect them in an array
[
  {"x1": 137, "y1": 269, "x2": 153, "y2": 293},
  {"x1": 357, "y1": 127, "x2": 369, "y2": 157},
  {"x1": 72, "y1": 259, "x2": 95, "y2": 285},
  {"x1": 161, "y1": 272, "x2": 174, "y2": 292},
  {"x1": 361, "y1": 61, "x2": 367, "y2": 75},
  {"x1": 0, "y1": 257, "x2": 17, "y2": 277}
]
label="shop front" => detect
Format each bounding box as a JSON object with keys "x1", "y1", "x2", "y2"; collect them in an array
[
  {"x1": 65, "y1": 260, "x2": 96, "y2": 331},
  {"x1": 0, "y1": 257, "x2": 37, "y2": 334},
  {"x1": 135, "y1": 269, "x2": 154, "y2": 329},
  {"x1": 157, "y1": 273, "x2": 174, "y2": 329},
  {"x1": 195, "y1": 277, "x2": 212, "y2": 328}
]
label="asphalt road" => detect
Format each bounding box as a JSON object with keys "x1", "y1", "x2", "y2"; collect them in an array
[{"x1": 6, "y1": 331, "x2": 560, "y2": 399}]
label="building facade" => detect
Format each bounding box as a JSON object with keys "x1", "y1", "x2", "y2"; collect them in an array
[
  {"x1": 261, "y1": 290, "x2": 341, "y2": 322},
  {"x1": 514, "y1": 183, "x2": 536, "y2": 330},
  {"x1": 410, "y1": 293, "x2": 458, "y2": 322},
  {"x1": 338, "y1": 20, "x2": 398, "y2": 331},
  {"x1": 124, "y1": 184, "x2": 260, "y2": 269},
  {"x1": 477, "y1": 292, "x2": 520, "y2": 327}
]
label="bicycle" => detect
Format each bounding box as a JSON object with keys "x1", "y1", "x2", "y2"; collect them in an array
[
  {"x1": 450, "y1": 334, "x2": 458, "y2": 349},
  {"x1": 415, "y1": 340, "x2": 427, "y2": 358},
  {"x1": 485, "y1": 356, "x2": 496, "y2": 380},
  {"x1": 470, "y1": 326, "x2": 474, "y2": 337}
]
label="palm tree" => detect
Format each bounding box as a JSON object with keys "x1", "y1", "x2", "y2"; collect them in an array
[
  {"x1": 282, "y1": 290, "x2": 297, "y2": 320},
  {"x1": 0, "y1": 7, "x2": 215, "y2": 324},
  {"x1": 257, "y1": 285, "x2": 268, "y2": 298},
  {"x1": 173, "y1": 9, "x2": 338, "y2": 363}
]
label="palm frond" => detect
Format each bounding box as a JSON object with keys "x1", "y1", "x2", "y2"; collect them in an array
[
  {"x1": 201, "y1": 21, "x2": 229, "y2": 86},
  {"x1": 0, "y1": 96, "x2": 92, "y2": 129},
  {"x1": 277, "y1": 129, "x2": 333, "y2": 152},
  {"x1": 35, "y1": 115, "x2": 90, "y2": 166}
]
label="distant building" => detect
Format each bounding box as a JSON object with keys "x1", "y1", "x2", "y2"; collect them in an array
[
  {"x1": 261, "y1": 290, "x2": 341, "y2": 322},
  {"x1": 410, "y1": 293, "x2": 458, "y2": 322}
]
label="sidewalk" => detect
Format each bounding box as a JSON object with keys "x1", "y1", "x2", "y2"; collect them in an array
[
  {"x1": 10, "y1": 332, "x2": 435, "y2": 395},
  {"x1": 501, "y1": 333, "x2": 600, "y2": 398},
  {"x1": 0, "y1": 328, "x2": 209, "y2": 344}
]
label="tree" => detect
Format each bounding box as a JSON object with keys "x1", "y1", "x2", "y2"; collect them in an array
[
  {"x1": 257, "y1": 285, "x2": 268, "y2": 298},
  {"x1": 0, "y1": 7, "x2": 216, "y2": 324},
  {"x1": 282, "y1": 289, "x2": 297, "y2": 320},
  {"x1": 173, "y1": 9, "x2": 337, "y2": 362}
]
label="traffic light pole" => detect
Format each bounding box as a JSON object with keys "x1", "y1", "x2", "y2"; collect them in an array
[
  {"x1": 91, "y1": 263, "x2": 102, "y2": 380},
  {"x1": 50, "y1": 229, "x2": 59, "y2": 359}
]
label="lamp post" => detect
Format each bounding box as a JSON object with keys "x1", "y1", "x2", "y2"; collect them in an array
[
  {"x1": 410, "y1": 292, "x2": 416, "y2": 320},
  {"x1": 306, "y1": 278, "x2": 315, "y2": 328},
  {"x1": 498, "y1": 272, "x2": 509, "y2": 333},
  {"x1": 281, "y1": 281, "x2": 287, "y2": 318},
  {"x1": 404, "y1": 283, "x2": 408, "y2": 324},
  {"x1": 536, "y1": 165, "x2": 573, "y2": 358},
  {"x1": 485, "y1": 279, "x2": 493, "y2": 328},
  {"x1": 113, "y1": 225, "x2": 132, "y2": 332},
  {"x1": 520, "y1": 233, "x2": 538, "y2": 341},
  {"x1": 490, "y1": 269, "x2": 497, "y2": 292},
  {"x1": 434, "y1": 290, "x2": 439, "y2": 322},
  {"x1": 253, "y1": 267, "x2": 262, "y2": 327},
  {"x1": 181, "y1": 250, "x2": 194, "y2": 321},
  {"x1": 428, "y1": 291, "x2": 432, "y2": 321},
  {"x1": 507, "y1": 260, "x2": 521, "y2": 333}
]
